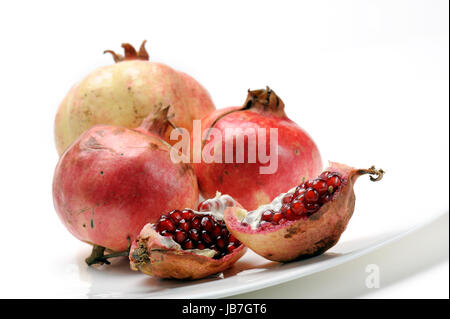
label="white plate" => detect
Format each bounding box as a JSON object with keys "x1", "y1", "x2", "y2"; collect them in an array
[
  {"x1": 5, "y1": 190, "x2": 445, "y2": 299},
  {"x1": 73, "y1": 210, "x2": 447, "y2": 299}
]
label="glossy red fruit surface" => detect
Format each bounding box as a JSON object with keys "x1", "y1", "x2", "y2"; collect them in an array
[
  {"x1": 53, "y1": 107, "x2": 198, "y2": 252},
  {"x1": 193, "y1": 87, "x2": 322, "y2": 211}
]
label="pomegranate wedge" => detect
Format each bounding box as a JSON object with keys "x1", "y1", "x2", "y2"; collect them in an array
[{"x1": 224, "y1": 162, "x2": 384, "y2": 262}]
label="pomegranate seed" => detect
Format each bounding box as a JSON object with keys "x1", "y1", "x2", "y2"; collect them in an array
[
  {"x1": 174, "y1": 229, "x2": 186, "y2": 244},
  {"x1": 261, "y1": 210, "x2": 274, "y2": 222},
  {"x1": 272, "y1": 212, "x2": 283, "y2": 224},
  {"x1": 160, "y1": 230, "x2": 173, "y2": 238},
  {"x1": 305, "y1": 202, "x2": 320, "y2": 213},
  {"x1": 291, "y1": 200, "x2": 305, "y2": 215},
  {"x1": 280, "y1": 204, "x2": 290, "y2": 213},
  {"x1": 294, "y1": 186, "x2": 306, "y2": 196},
  {"x1": 227, "y1": 243, "x2": 237, "y2": 253},
  {"x1": 178, "y1": 219, "x2": 190, "y2": 232},
  {"x1": 285, "y1": 208, "x2": 296, "y2": 220},
  {"x1": 305, "y1": 180, "x2": 314, "y2": 188},
  {"x1": 201, "y1": 230, "x2": 213, "y2": 244},
  {"x1": 216, "y1": 236, "x2": 227, "y2": 249},
  {"x1": 181, "y1": 209, "x2": 195, "y2": 221},
  {"x1": 295, "y1": 192, "x2": 305, "y2": 202},
  {"x1": 211, "y1": 224, "x2": 222, "y2": 238},
  {"x1": 221, "y1": 228, "x2": 230, "y2": 238},
  {"x1": 158, "y1": 218, "x2": 176, "y2": 232},
  {"x1": 197, "y1": 201, "x2": 209, "y2": 211},
  {"x1": 304, "y1": 188, "x2": 319, "y2": 203},
  {"x1": 191, "y1": 216, "x2": 202, "y2": 230},
  {"x1": 169, "y1": 210, "x2": 183, "y2": 223},
  {"x1": 196, "y1": 242, "x2": 206, "y2": 250},
  {"x1": 182, "y1": 239, "x2": 194, "y2": 249},
  {"x1": 282, "y1": 193, "x2": 294, "y2": 204},
  {"x1": 201, "y1": 216, "x2": 213, "y2": 231},
  {"x1": 320, "y1": 171, "x2": 331, "y2": 179},
  {"x1": 156, "y1": 207, "x2": 241, "y2": 256},
  {"x1": 254, "y1": 172, "x2": 345, "y2": 229},
  {"x1": 312, "y1": 179, "x2": 328, "y2": 195},
  {"x1": 327, "y1": 175, "x2": 341, "y2": 189},
  {"x1": 188, "y1": 228, "x2": 200, "y2": 241}
]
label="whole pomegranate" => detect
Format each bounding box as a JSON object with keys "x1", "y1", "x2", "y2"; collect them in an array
[
  {"x1": 224, "y1": 162, "x2": 384, "y2": 262},
  {"x1": 52, "y1": 106, "x2": 199, "y2": 264},
  {"x1": 54, "y1": 40, "x2": 215, "y2": 156},
  {"x1": 130, "y1": 193, "x2": 246, "y2": 279},
  {"x1": 193, "y1": 87, "x2": 322, "y2": 211}
]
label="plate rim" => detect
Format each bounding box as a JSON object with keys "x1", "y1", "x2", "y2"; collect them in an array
[{"x1": 143, "y1": 209, "x2": 448, "y2": 299}]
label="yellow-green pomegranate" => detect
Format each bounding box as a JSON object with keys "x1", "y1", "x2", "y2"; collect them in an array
[{"x1": 54, "y1": 41, "x2": 215, "y2": 155}]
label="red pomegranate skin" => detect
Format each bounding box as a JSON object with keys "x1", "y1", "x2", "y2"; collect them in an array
[
  {"x1": 53, "y1": 121, "x2": 198, "y2": 252},
  {"x1": 194, "y1": 88, "x2": 323, "y2": 211}
]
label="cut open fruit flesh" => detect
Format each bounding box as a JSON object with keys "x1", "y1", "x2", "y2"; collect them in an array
[
  {"x1": 223, "y1": 162, "x2": 384, "y2": 262},
  {"x1": 129, "y1": 194, "x2": 247, "y2": 279}
]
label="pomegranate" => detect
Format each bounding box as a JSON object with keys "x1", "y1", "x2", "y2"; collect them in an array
[
  {"x1": 130, "y1": 194, "x2": 247, "y2": 279},
  {"x1": 54, "y1": 40, "x2": 215, "y2": 156},
  {"x1": 193, "y1": 87, "x2": 322, "y2": 211},
  {"x1": 223, "y1": 162, "x2": 384, "y2": 262},
  {"x1": 52, "y1": 106, "x2": 199, "y2": 264}
]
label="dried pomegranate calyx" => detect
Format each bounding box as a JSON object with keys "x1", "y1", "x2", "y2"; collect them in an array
[
  {"x1": 85, "y1": 238, "x2": 131, "y2": 266},
  {"x1": 137, "y1": 104, "x2": 176, "y2": 138},
  {"x1": 356, "y1": 165, "x2": 385, "y2": 182},
  {"x1": 203, "y1": 87, "x2": 286, "y2": 144},
  {"x1": 104, "y1": 40, "x2": 149, "y2": 63},
  {"x1": 242, "y1": 86, "x2": 286, "y2": 116}
]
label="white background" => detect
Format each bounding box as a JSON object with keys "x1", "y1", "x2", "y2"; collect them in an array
[{"x1": 0, "y1": 0, "x2": 448, "y2": 298}]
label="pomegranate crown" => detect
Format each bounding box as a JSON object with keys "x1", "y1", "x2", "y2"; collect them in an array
[
  {"x1": 242, "y1": 86, "x2": 286, "y2": 117},
  {"x1": 104, "y1": 40, "x2": 149, "y2": 63},
  {"x1": 202, "y1": 86, "x2": 287, "y2": 145},
  {"x1": 139, "y1": 104, "x2": 175, "y2": 137}
]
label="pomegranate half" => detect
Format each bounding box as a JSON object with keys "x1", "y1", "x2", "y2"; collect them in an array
[
  {"x1": 54, "y1": 41, "x2": 215, "y2": 155},
  {"x1": 224, "y1": 162, "x2": 384, "y2": 262},
  {"x1": 130, "y1": 194, "x2": 247, "y2": 279},
  {"x1": 53, "y1": 106, "x2": 199, "y2": 263},
  {"x1": 193, "y1": 87, "x2": 322, "y2": 211}
]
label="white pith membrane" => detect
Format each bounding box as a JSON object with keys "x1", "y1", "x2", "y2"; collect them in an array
[
  {"x1": 155, "y1": 193, "x2": 236, "y2": 258},
  {"x1": 240, "y1": 187, "x2": 297, "y2": 229}
]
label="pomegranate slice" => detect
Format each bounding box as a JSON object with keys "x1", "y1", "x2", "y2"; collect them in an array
[
  {"x1": 129, "y1": 194, "x2": 247, "y2": 280},
  {"x1": 223, "y1": 162, "x2": 384, "y2": 262}
]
